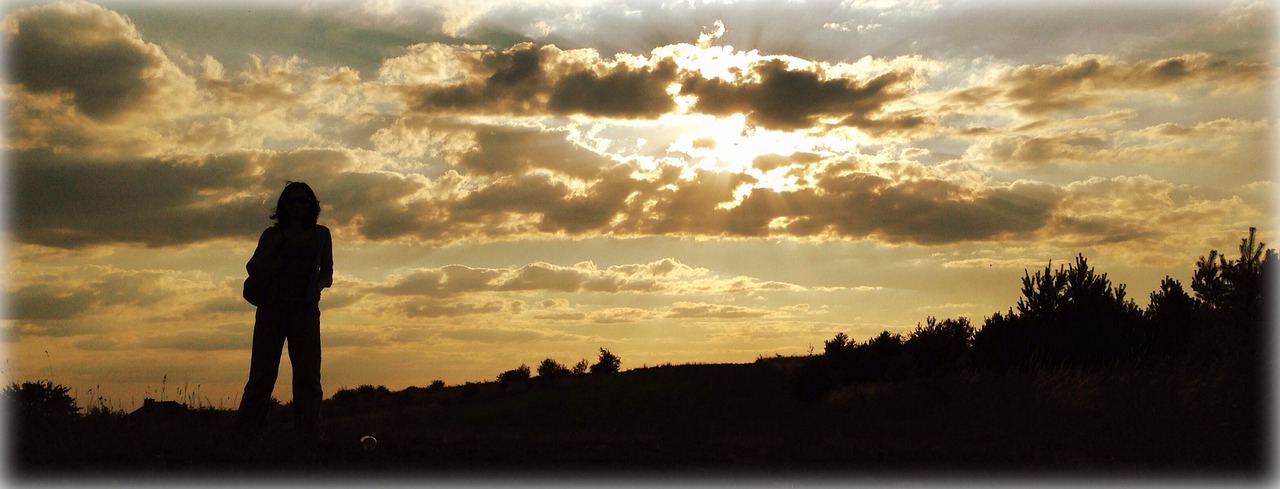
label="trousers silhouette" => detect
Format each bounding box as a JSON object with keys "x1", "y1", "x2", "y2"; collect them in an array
[{"x1": 236, "y1": 300, "x2": 322, "y2": 436}]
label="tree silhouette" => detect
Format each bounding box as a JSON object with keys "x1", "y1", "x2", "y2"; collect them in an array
[
  {"x1": 1145, "y1": 276, "x2": 1195, "y2": 355},
  {"x1": 799, "y1": 227, "x2": 1270, "y2": 406},
  {"x1": 536, "y1": 358, "x2": 570, "y2": 380},
  {"x1": 5, "y1": 381, "x2": 80, "y2": 432},
  {"x1": 904, "y1": 317, "x2": 973, "y2": 376},
  {"x1": 590, "y1": 348, "x2": 621, "y2": 374},
  {"x1": 973, "y1": 254, "x2": 1143, "y2": 368},
  {"x1": 857, "y1": 331, "x2": 905, "y2": 380},
  {"x1": 1185, "y1": 227, "x2": 1274, "y2": 386},
  {"x1": 1193, "y1": 227, "x2": 1275, "y2": 327},
  {"x1": 498, "y1": 364, "x2": 531, "y2": 383},
  {"x1": 824, "y1": 332, "x2": 851, "y2": 356}
]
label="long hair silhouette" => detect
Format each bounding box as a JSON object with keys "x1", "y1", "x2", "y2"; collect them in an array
[{"x1": 270, "y1": 181, "x2": 321, "y2": 228}]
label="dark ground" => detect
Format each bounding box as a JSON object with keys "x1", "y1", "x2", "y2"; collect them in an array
[{"x1": 8, "y1": 357, "x2": 1272, "y2": 485}]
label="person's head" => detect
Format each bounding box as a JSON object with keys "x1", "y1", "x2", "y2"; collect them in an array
[{"x1": 270, "y1": 181, "x2": 321, "y2": 228}]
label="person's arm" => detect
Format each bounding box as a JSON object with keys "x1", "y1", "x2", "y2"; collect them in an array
[{"x1": 317, "y1": 226, "x2": 334, "y2": 289}]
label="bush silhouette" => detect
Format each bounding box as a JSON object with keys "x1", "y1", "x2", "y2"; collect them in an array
[
  {"x1": 332, "y1": 384, "x2": 390, "y2": 401},
  {"x1": 857, "y1": 331, "x2": 906, "y2": 381},
  {"x1": 5, "y1": 381, "x2": 80, "y2": 431},
  {"x1": 536, "y1": 358, "x2": 570, "y2": 379},
  {"x1": 903, "y1": 317, "x2": 973, "y2": 376},
  {"x1": 824, "y1": 332, "x2": 851, "y2": 357},
  {"x1": 590, "y1": 348, "x2": 621, "y2": 374},
  {"x1": 498, "y1": 364, "x2": 531, "y2": 383}
]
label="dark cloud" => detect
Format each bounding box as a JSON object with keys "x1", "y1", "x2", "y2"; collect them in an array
[
  {"x1": 365, "y1": 151, "x2": 1063, "y2": 258},
  {"x1": 447, "y1": 164, "x2": 642, "y2": 236},
  {"x1": 407, "y1": 42, "x2": 681, "y2": 119},
  {"x1": 548, "y1": 59, "x2": 680, "y2": 118},
  {"x1": 9, "y1": 2, "x2": 168, "y2": 120},
  {"x1": 680, "y1": 59, "x2": 919, "y2": 131},
  {"x1": 12, "y1": 149, "x2": 264, "y2": 248},
  {"x1": 815, "y1": 177, "x2": 1060, "y2": 245},
  {"x1": 683, "y1": 173, "x2": 1060, "y2": 244},
  {"x1": 628, "y1": 169, "x2": 752, "y2": 236},
  {"x1": 406, "y1": 42, "x2": 924, "y2": 133},
  {"x1": 14, "y1": 136, "x2": 1063, "y2": 249},
  {"x1": 10, "y1": 146, "x2": 450, "y2": 249},
  {"x1": 417, "y1": 42, "x2": 553, "y2": 114},
  {"x1": 9, "y1": 284, "x2": 97, "y2": 321}
]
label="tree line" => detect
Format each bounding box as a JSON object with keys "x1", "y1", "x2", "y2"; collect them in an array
[{"x1": 798, "y1": 227, "x2": 1273, "y2": 400}]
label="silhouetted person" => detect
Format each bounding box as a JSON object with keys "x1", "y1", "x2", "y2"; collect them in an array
[{"x1": 236, "y1": 181, "x2": 333, "y2": 443}]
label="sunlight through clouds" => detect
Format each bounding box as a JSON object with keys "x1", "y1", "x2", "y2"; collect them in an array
[{"x1": 3, "y1": 0, "x2": 1271, "y2": 407}]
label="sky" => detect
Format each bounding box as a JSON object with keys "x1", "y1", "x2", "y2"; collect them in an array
[{"x1": 2, "y1": 0, "x2": 1274, "y2": 409}]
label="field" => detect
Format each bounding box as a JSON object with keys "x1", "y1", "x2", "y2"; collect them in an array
[{"x1": 9, "y1": 354, "x2": 1268, "y2": 485}]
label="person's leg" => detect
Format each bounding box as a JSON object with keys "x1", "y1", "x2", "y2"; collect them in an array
[
  {"x1": 287, "y1": 303, "x2": 323, "y2": 436},
  {"x1": 236, "y1": 305, "x2": 287, "y2": 437}
]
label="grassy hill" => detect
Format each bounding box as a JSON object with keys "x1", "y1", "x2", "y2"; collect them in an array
[{"x1": 10, "y1": 354, "x2": 1265, "y2": 482}]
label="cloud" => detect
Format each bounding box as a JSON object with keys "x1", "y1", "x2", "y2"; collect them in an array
[
  {"x1": 665, "y1": 302, "x2": 773, "y2": 319},
  {"x1": 958, "y1": 54, "x2": 1267, "y2": 116},
  {"x1": 399, "y1": 40, "x2": 686, "y2": 118},
  {"x1": 374, "y1": 258, "x2": 802, "y2": 299},
  {"x1": 697, "y1": 19, "x2": 726, "y2": 48},
  {"x1": 6, "y1": 1, "x2": 175, "y2": 120},
  {"x1": 590, "y1": 308, "x2": 655, "y2": 324},
  {"x1": 6, "y1": 2, "x2": 1266, "y2": 255},
  {"x1": 534, "y1": 311, "x2": 589, "y2": 321},
  {"x1": 548, "y1": 58, "x2": 681, "y2": 118},
  {"x1": 10, "y1": 284, "x2": 97, "y2": 321},
  {"x1": 399, "y1": 298, "x2": 512, "y2": 318},
  {"x1": 1042, "y1": 175, "x2": 1264, "y2": 254},
  {"x1": 14, "y1": 134, "x2": 1068, "y2": 248},
  {"x1": 962, "y1": 116, "x2": 1268, "y2": 170},
  {"x1": 8, "y1": 265, "x2": 231, "y2": 338},
  {"x1": 973, "y1": 129, "x2": 1111, "y2": 167},
  {"x1": 437, "y1": 326, "x2": 575, "y2": 343},
  {"x1": 12, "y1": 149, "x2": 272, "y2": 248},
  {"x1": 679, "y1": 58, "x2": 923, "y2": 132},
  {"x1": 450, "y1": 124, "x2": 620, "y2": 177},
  {"x1": 709, "y1": 173, "x2": 1062, "y2": 244},
  {"x1": 10, "y1": 147, "x2": 440, "y2": 249},
  {"x1": 397, "y1": 41, "x2": 927, "y2": 133}
]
